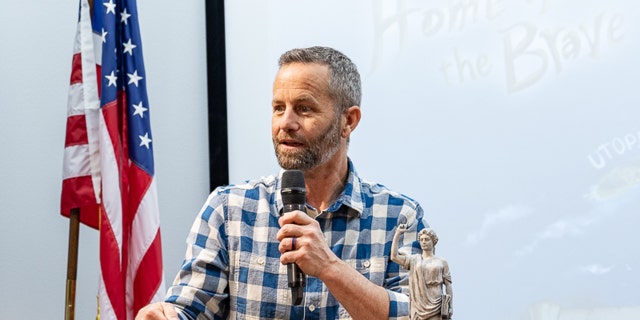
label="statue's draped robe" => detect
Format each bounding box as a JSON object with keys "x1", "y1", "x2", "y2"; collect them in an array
[{"x1": 403, "y1": 255, "x2": 451, "y2": 320}]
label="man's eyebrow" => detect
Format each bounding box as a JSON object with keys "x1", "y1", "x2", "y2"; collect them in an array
[
  {"x1": 293, "y1": 96, "x2": 316, "y2": 103},
  {"x1": 272, "y1": 95, "x2": 317, "y2": 104}
]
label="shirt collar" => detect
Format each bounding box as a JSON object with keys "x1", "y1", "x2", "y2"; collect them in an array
[{"x1": 275, "y1": 158, "x2": 364, "y2": 219}]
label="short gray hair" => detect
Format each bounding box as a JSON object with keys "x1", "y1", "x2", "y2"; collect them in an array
[{"x1": 278, "y1": 46, "x2": 362, "y2": 113}]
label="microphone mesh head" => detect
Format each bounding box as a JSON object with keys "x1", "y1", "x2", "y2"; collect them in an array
[
  {"x1": 281, "y1": 170, "x2": 306, "y2": 205},
  {"x1": 282, "y1": 170, "x2": 305, "y2": 188}
]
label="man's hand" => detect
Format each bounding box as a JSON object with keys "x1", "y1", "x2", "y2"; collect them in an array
[
  {"x1": 135, "y1": 302, "x2": 179, "y2": 320},
  {"x1": 277, "y1": 210, "x2": 339, "y2": 278},
  {"x1": 396, "y1": 223, "x2": 408, "y2": 234}
]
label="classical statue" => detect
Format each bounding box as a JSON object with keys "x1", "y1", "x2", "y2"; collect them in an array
[{"x1": 391, "y1": 225, "x2": 453, "y2": 320}]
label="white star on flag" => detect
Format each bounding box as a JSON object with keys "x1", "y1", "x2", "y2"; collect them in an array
[
  {"x1": 105, "y1": 71, "x2": 117, "y2": 87},
  {"x1": 127, "y1": 70, "x2": 143, "y2": 87},
  {"x1": 139, "y1": 132, "x2": 152, "y2": 149},
  {"x1": 101, "y1": 28, "x2": 108, "y2": 43},
  {"x1": 132, "y1": 102, "x2": 148, "y2": 118},
  {"x1": 123, "y1": 39, "x2": 136, "y2": 55},
  {"x1": 104, "y1": 0, "x2": 116, "y2": 15},
  {"x1": 121, "y1": 8, "x2": 131, "y2": 24}
]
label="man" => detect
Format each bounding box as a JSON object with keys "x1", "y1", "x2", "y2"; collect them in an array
[{"x1": 137, "y1": 46, "x2": 429, "y2": 319}]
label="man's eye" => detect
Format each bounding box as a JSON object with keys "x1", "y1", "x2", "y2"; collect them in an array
[
  {"x1": 298, "y1": 105, "x2": 310, "y2": 113},
  {"x1": 273, "y1": 105, "x2": 284, "y2": 113}
]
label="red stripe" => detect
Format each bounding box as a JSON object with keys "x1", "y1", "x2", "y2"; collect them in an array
[
  {"x1": 101, "y1": 94, "x2": 129, "y2": 166},
  {"x1": 64, "y1": 114, "x2": 89, "y2": 146},
  {"x1": 70, "y1": 53, "x2": 82, "y2": 85},
  {"x1": 133, "y1": 230, "x2": 163, "y2": 313},
  {"x1": 128, "y1": 164, "x2": 152, "y2": 217},
  {"x1": 101, "y1": 96, "x2": 130, "y2": 208},
  {"x1": 126, "y1": 129, "x2": 160, "y2": 317},
  {"x1": 101, "y1": 95, "x2": 132, "y2": 320},
  {"x1": 101, "y1": 94, "x2": 131, "y2": 230},
  {"x1": 96, "y1": 65, "x2": 102, "y2": 97},
  {"x1": 61, "y1": 176, "x2": 99, "y2": 229},
  {"x1": 100, "y1": 206, "x2": 126, "y2": 320}
]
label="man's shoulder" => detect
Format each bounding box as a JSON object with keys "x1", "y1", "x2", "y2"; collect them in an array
[
  {"x1": 203, "y1": 174, "x2": 279, "y2": 213},
  {"x1": 213, "y1": 174, "x2": 278, "y2": 195},
  {"x1": 359, "y1": 177, "x2": 420, "y2": 205}
]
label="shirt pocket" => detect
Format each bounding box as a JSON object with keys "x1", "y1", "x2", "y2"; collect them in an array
[
  {"x1": 335, "y1": 256, "x2": 388, "y2": 319},
  {"x1": 352, "y1": 255, "x2": 388, "y2": 286},
  {"x1": 230, "y1": 252, "x2": 291, "y2": 319}
]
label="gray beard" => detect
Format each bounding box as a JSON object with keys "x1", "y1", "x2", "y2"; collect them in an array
[{"x1": 273, "y1": 118, "x2": 342, "y2": 171}]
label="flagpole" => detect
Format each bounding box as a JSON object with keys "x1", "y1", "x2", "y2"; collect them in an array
[
  {"x1": 65, "y1": 208, "x2": 80, "y2": 320},
  {"x1": 88, "y1": 0, "x2": 94, "y2": 17}
]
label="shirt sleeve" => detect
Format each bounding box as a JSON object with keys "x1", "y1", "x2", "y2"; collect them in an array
[
  {"x1": 386, "y1": 288, "x2": 410, "y2": 320},
  {"x1": 165, "y1": 191, "x2": 230, "y2": 320}
]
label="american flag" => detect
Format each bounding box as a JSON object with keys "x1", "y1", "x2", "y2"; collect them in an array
[{"x1": 61, "y1": 0, "x2": 165, "y2": 318}]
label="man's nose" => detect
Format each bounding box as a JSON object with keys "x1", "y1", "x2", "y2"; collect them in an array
[{"x1": 279, "y1": 107, "x2": 300, "y2": 131}]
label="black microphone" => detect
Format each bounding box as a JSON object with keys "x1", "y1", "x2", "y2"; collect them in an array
[{"x1": 281, "y1": 169, "x2": 307, "y2": 305}]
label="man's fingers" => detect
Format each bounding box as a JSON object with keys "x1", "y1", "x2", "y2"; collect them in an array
[
  {"x1": 278, "y1": 236, "x2": 300, "y2": 254},
  {"x1": 278, "y1": 210, "x2": 311, "y2": 227},
  {"x1": 161, "y1": 302, "x2": 179, "y2": 320},
  {"x1": 135, "y1": 302, "x2": 179, "y2": 320}
]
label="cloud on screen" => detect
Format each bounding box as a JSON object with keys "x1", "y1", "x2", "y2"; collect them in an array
[{"x1": 465, "y1": 204, "x2": 533, "y2": 246}]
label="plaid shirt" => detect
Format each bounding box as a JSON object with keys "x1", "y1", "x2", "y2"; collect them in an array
[{"x1": 166, "y1": 160, "x2": 429, "y2": 319}]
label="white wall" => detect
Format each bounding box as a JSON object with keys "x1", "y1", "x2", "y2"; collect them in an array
[
  {"x1": 1, "y1": 0, "x2": 639, "y2": 319},
  {"x1": 0, "y1": 0, "x2": 209, "y2": 318}
]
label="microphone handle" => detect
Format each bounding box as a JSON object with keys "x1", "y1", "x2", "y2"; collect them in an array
[{"x1": 283, "y1": 203, "x2": 306, "y2": 305}]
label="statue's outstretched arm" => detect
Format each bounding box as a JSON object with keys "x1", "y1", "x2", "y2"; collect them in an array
[{"x1": 390, "y1": 224, "x2": 408, "y2": 266}]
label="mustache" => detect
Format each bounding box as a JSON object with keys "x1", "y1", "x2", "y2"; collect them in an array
[{"x1": 275, "y1": 133, "x2": 308, "y2": 144}]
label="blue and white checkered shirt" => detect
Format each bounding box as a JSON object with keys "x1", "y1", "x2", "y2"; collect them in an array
[{"x1": 166, "y1": 160, "x2": 429, "y2": 319}]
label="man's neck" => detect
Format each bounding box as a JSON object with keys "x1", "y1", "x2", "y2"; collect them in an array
[{"x1": 303, "y1": 154, "x2": 349, "y2": 212}]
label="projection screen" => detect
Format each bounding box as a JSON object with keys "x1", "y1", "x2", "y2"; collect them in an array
[{"x1": 225, "y1": 1, "x2": 640, "y2": 319}]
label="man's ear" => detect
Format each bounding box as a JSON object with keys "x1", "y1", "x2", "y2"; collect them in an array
[{"x1": 342, "y1": 106, "x2": 361, "y2": 138}]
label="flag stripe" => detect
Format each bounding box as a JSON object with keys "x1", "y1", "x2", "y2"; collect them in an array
[
  {"x1": 132, "y1": 230, "x2": 163, "y2": 311},
  {"x1": 128, "y1": 161, "x2": 152, "y2": 218},
  {"x1": 70, "y1": 53, "x2": 83, "y2": 85},
  {"x1": 100, "y1": 101, "x2": 125, "y2": 253},
  {"x1": 67, "y1": 84, "x2": 86, "y2": 116},
  {"x1": 100, "y1": 209, "x2": 126, "y2": 320},
  {"x1": 99, "y1": 101, "x2": 126, "y2": 320},
  {"x1": 64, "y1": 115, "x2": 89, "y2": 146},
  {"x1": 61, "y1": 177, "x2": 100, "y2": 229},
  {"x1": 63, "y1": 144, "x2": 91, "y2": 178},
  {"x1": 127, "y1": 172, "x2": 162, "y2": 317}
]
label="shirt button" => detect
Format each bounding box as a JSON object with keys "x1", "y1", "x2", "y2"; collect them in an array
[
  {"x1": 308, "y1": 304, "x2": 316, "y2": 312},
  {"x1": 363, "y1": 260, "x2": 371, "y2": 268},
  {"x1": 257, "y1": 257, "x2": 265, "y2": 265}
]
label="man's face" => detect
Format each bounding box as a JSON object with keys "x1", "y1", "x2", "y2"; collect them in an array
[{"x1": 271, "y1": 62, "x2": 343, "y2": 170}]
